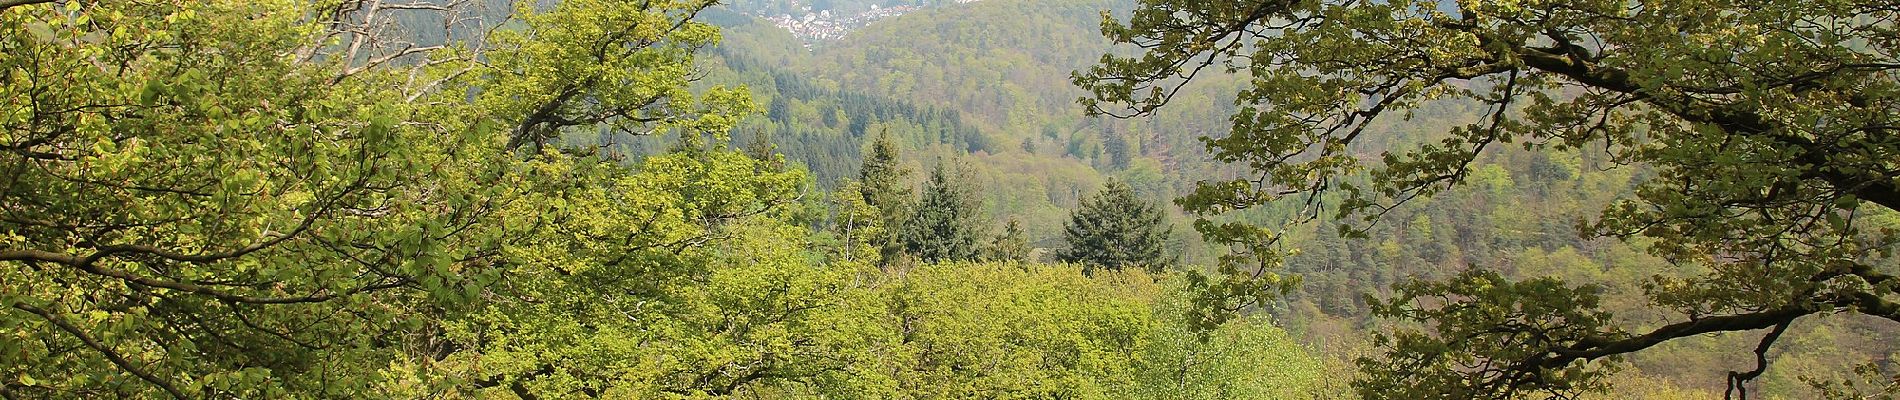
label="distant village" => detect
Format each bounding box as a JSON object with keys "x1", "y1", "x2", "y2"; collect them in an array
[{"x1": 761, "y1": 1, "x2": 983, "y2": 45}]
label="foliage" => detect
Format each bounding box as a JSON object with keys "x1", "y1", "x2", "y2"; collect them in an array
[
  {"x1": 885, "y1": 262, "x2": 1334, "y2": 399},
  {"x1": 1805, "y1": 361, "x2": 1900, "y2": 400},
  {"x1": 1077, "y1": 0, "x2": 1900, "y2": 397},
  {"x1": 828, "y1": 180, "x2": 888, "y2": 264},
  {"x1": 1131, "y1": 281, "x2": 1333, "y2": 400},
  {"x1": 861, "y1": 129, "x2": 915, "y2": 264},
  {"x1": 1058, "y1": 179, "x2": 1174, "y2": 274},
  {"x1": 885, "y1": 262, "x2": 1152, "y2": 397},
  {"x1": 14, "y1": 0, "x2": 1896, "y2": 398},
  {"x1": 898, "y1": 163, "x2": 982, "y2": 264},
  {"x1": 1353, "y1": 270, "x2": 1619, "y2": 400},
  {"x1": 0, "y1": 0, "x2": 810, "y2": 397},
  {"x1": 981, "y1": 219, "x2": 1034, "y2": 262}
]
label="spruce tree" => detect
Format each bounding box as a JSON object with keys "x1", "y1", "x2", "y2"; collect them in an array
[
  {"x1": 858, "y1": 129, "x2": 912, "y2": 264},
  {"x1": 1058, "y1": 179, "x2": 1172, "y2": 274},
  {"x1": 899, "y1": 163, "x2": 981, "y2": 263}
]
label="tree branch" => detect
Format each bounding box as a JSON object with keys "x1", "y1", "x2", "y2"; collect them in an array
[
  {"x1": 1509, "y1": 44, "x2": 1900, "y2": 212},
  {"x1": 1543, "y1": 306, "x2": 1812, "y2": 365},
  {"x1": 1, "y1": 249, "x2": 410, "y2": 304},
  {"x1": 12, "y1": 303, "x2": 188, "y2": 399},
  {"x1": 1726, "y1": 319, "x2": 1792, "y2": 400}
]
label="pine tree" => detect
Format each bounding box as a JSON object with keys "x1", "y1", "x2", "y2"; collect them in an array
[
  {"x1": 1058, "y1": 179, "x2": 1172, "y2": 274},
  {"x1": 899, "y1": 163, "x2": 981, "y2": 264}
]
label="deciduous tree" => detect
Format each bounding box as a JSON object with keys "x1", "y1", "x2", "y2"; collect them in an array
[{"x1": 1077, "y1": 0, "x2": 1900, "y2": 397}]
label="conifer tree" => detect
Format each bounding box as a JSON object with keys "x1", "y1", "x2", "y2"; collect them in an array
[
  {"x1": 982, "y1": 219, "x2": 1033, "y2": 262},
  {"x1": 899, "y1": 163, "x2": 981, "y2": 263},
  {"x1": 1058, "y1": 179, "x2": 1172, "y2": 274},
  {"x1": 858, "y1": 129, "x2": 912, "y2": 264}
]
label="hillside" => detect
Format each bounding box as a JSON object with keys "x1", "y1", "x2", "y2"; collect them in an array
[
  {"x1": 5, "y1": 1, "x2": 1895, "y2": 399},
  {"x1": 700, "y1": 0, "x2": 1900, "y2": 397}
]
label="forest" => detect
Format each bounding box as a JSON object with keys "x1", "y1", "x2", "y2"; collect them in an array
[{"x1": 1, "y1": 0, "x2": 1897, "y2": 399}]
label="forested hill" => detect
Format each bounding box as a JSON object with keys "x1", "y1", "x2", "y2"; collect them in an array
[
  {"x1": 6, "y1": 1, "x2": 1897, "y2": 399},
  {"x1": 235, "y1": 0, "x2": 1900, "y2": 397},
  {"x1": 690, "y1": 0, "x2": 1900, "y2": 397},
  {"x1": 676, "y1": 0, "x2": 1271, "y2": 252},
  {"x1": 797, "y1": 0, "x2": 1117, "y2": 131}
]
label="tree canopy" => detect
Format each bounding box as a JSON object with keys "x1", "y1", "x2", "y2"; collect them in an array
[
  {"x1": 899, "y1": 163, "x2": 982, "y2": 264},
  {"x1": 1076, "y1": 0, "x2": 1900, "y2": 398},
  {"x1": 1058, "y1": 179, "x2": 1174, "y2": 274},
  {"x1": 860, "y1": 128, "x2": 914, "y2": 264},
  {"x1": 0, "y1": 0, "x2": 811, "y2": 397},
  {"x1": 0, "y1": 2, "x2": 1343, "y2": 397}
]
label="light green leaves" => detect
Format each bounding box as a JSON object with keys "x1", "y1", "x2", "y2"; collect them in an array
[{"x1": 0, "y1": 0, "x2": 765, "y2": 397}]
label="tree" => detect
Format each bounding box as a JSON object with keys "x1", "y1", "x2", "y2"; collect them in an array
[
  {"x1": 1058, "y1": 179, "x2": 1173, "y2": 275},
  {"x1": 1076, "y1": 0, "x2": 1900, "y2": 398},
  {"x1": 1104, "y1": 132, "x2": 1133, "y2": 170},
  {"x1": 0, "y1": 0, "x2": 826, "y2": 397},
  {"x1": 860, "y1": 128, "x2": 913, "y2": 265},
  {"x1": 899, "y1": 163, "x2": 981, "y2": 264},
  {"x1": 982, "y1": 219, "x2": 1033, "y2": 262},
  {"x1": 884, "y1": 262, "x2": 1154, "y2": 398}
]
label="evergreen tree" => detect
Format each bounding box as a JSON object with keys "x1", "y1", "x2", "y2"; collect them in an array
[
  {"x1": 1104, "y1": 132, "x2": 1132, "y2": 170},
  {"x1": 859, "y1": 129, "x2": 913, "y2": 264},
  {"x1": 745, "y1": 128, "x2": 785, "y2": 172},
  {"x1": 981, "y1": 219, "x2": 1033, "y2": 262},
  {"x1": 900, "y1": 163, "x2": 981, "y2": 263},
  {"x1": 1058, "y1": 179, "x2": 1172, "y2": 274}
]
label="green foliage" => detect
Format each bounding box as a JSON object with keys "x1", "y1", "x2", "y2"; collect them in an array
[
  {"x1": 431, "y1": 145, "x2": 854, "y2": 398},
  {"x1": 1805, "y1": 361, "x2": 1900, "y2": 400},
  {"x1": 828, "y1": 180, "x2": 888, "y2": 264},
  {"x1": 886, "y1": 262, "x2": 1153, "y2": 397},
  {"x1": 1058, "y1": 179, "x2": 1174, "y2": 274},
  {"x1": 0, "y1": 0, "x2": 815, "y2": 397},
  {"x1": 861, "y1": 129, "x2": 915, "y2": 264},
  {"x1": 1132, "y1": 282, "x2": 1333, "y2": 400},
  {"x1": 1355, "y1": 270, "x2": 1619, "y2": 400},
  {"x1": 981, "y1": 219, "x2": 1034, "y2": 262},
  {"x1": 692, "y1": 53, "x2": 992, "y2": 186},
  {"x1": 0, "y1": 1, "x2": 507, "y2": 396},
  {"x1": 898, "y1": 163, "x2": 982, "y2": 264},
  {"x1": 16, "y1": 0, "x2": 1894, "y2": 398},
  {"x1": 1078, "y1": 0, "x2": 1900, "y2": 397},
  {"x1": 885, "y1": 262, "x2": 1335, "y2": 399}
]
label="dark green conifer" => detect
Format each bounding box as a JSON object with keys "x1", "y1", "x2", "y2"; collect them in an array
[
  {"x1": 1058, "y1": 179, "x2": 1172, "y2": 274},
  {"x1": 900, "y1": 163, "x2": 981, "y2": 263},
  {"x1": 859, "y1": 129, "x2": 913, "y2": 264}
]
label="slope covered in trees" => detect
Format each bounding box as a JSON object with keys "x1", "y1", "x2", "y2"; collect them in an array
[
  {"x1": 700, "y1": 0, "x2": 1900, "y2": 397},
  {"x1": 1078, "y1": 0, "x2": 1900, "y2": 398},
  {"x1": 0, "y1": 1, "x2": 1332, "y2": 398},
  {"x1": 3, "y1": 0, "x2": 1896, "y2": 399}
]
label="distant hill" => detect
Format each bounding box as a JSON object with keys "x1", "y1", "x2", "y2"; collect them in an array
[{"x1": 694, "y1": 2, "x2": 1900, "y2": 396}]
